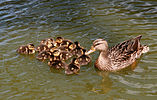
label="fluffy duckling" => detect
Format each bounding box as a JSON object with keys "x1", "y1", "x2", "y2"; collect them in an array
[
  {"x1": 36, "y1": 51, "x2": 51, "y2": 61},
  {"x1": 17, "y1": 43, "x2": 35, "y2": 54},
  {"x1": 54, "y1": 37, "x2": 64, "y2": 47},
  {"x1": 61, "y1": 39, "x2": 73, "y2": 47},
  {"x1": 72, "y1": 41, "x2": 84, "y2": 57},
  {"x1": 57, "y1": 42, "x2": 76, "y2": 52},
  {"x1": 48, "y1": 60, "x2": 66, "y2": 69},
  {"x1": 76, "y1": 49, "x2": 91, "y2": 65},
  {"x1": 49, "y1": 49, "x2": 61, "y2": 61},
  {"x1": 59, "y1": 50, "x2": 73, "y2": 61},
  {"x1": 65, "y1": 58, "x2": 80, "y2": 75},
  {"x1": 36, "y1": 44, "x2": 49, "y2": 53},
  {"x1": 40, "y1": 38, "x2": 55, "y2": 48}
]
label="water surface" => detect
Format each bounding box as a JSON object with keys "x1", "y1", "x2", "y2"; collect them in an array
[{"x1": 0, "y1": 0, "x2": 157, "y2": 100}]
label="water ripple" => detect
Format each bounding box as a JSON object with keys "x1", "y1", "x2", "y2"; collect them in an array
[{"x1": 0, "y1": 0, "x2": 157, "y2": 99}]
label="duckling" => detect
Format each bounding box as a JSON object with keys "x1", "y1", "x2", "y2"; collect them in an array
[
  {"x1": 40, "y1": 38, "x2": 55, "y2": 48},
  {"x1": 48, "y1": 60, "x2": 66, "y2": 69},
  {"x1": 57, "y1": 42, "x2": 76, "y2": 52},
  {"x1": 49, "y1": 49, "x2": 61, "y2": 61},
  {"x1": 76, "y1": 49, "x2": 91, "y2": 65},
  {"x1": 17, "y1": 43, "x2": 35, "y2": 54},
  {"x1": 65, "y1": 58, "x2": 80, "y2": 75},
  {"x1": 61, "y1": 39, "x2": 73, "y2": 47},
  {"x1": 36, "y1": 51, "x2": 51, "y2": 61},
  {"x1": 59, "y1": 50, "x2": 73, "y2": 61},
  {"x1": 72, "y1": 41, "x2": 84, "y2": 57},
  {"x1": 36, "y1": 44, "x2": 49, "y2": 53},
  {"x1": 54, "y1": 37, "x2": 64, "y2": 47}
]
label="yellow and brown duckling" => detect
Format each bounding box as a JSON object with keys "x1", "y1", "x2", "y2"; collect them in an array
[
  {"x1": 65, "y1": 58, "x2": 80, "y2": 75},
  {"x1": 36, "y1": 50, "x2": 51, "y2": 61},
  {"x1": 72, "y1": 41, "x2": 84, "y2": 57},
  {"x1": 48, "y1": 60, "x2": 66, "y2": 69},
  {"x1": 17, "y1": 43, "x2": 35, "y2": 54},
  {"x1": 49, "y1": 49, "x2": 61, "y2": 61},
  {"x1": 54, "y1": 37, "x2": 64, "y2": 47},
  {"x1": 40, "y1": 38, "x2": 55, "y2": 48},
  {"x1": 57, "y1": 42, "x2": 75, "y2": 51},
  {"x1": 59, "y1": 50, "x2": 73, "y2": 61},
  {"x1": 76, "y1": 49, "x2": 91, "y2": 66},
  {"x1": 36, "y1": 44, "x2": 49, "y2": 53}
]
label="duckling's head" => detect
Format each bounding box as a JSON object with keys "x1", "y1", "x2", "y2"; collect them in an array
[
  {"x1": 65, "y1": 58, "x2": 80, "y2": 75},
  {"x1": 27, "y1": 43, "x2": 35, "y2": 50},
  {"x1": 74, "y1": 41, "x2": 80, "y2": 47},
  {"x1": 68, "y1": 42, "x2": 76, "y2": 50},
  {"x1": 53, "y1": 49, "x2": 61, "y2": 57},
  {"x1": 56, "y1": 37, "x2": 64, "y2": 43},
  {"x1": 86, "y1": 39, "x2": 108, "y2": 55},
  {"x1": 49, "y1": 46, "x2": 56, "y2": 53}
]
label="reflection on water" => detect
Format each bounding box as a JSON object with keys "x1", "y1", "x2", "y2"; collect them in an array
[
  {"x1": 91, "y1": 71, "x2": 112, "y2": 94},
  {"x1": 0, "y1": 0, "x2": 157, "y2": 99}
]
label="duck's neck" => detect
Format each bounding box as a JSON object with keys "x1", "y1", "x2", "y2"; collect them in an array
[{"x1": 95, "y1": 51, "x2": 112, "y2": 71}]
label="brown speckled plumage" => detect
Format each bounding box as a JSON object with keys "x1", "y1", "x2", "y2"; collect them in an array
[{"x1": 87, "y1": 35, "x2": 149, "y2": 71}]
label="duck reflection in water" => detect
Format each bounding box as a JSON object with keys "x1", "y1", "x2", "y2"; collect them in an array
[{"x1": 87, "y1": 60, "x2": 139, "y2": 94}]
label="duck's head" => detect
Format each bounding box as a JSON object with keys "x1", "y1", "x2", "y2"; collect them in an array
[{"x1": 86, "y1": 39, "x2": 108, "y2": 55}]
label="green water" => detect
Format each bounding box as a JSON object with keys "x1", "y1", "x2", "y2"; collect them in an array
[{"x1": 0, "y1": 0, "x2": 157, "y2": 100}]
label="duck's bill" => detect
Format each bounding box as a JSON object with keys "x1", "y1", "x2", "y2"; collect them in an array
[{"x1": 85, "y1": 46, "x2": 96, "y2": 55}]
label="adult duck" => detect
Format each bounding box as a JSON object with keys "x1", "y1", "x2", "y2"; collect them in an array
[{"x1": 86, "y1": 35, "x2": 149, "y2": 71}]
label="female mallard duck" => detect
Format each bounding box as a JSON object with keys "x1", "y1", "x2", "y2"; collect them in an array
[
  {"x1": 86, "y1": 35, "x2": 149, "y2": 71},
  {"x1": 17, "y1": 43, "x2": 35, "y2": 54},
  {"x1": 48, "y1": 60, "x2": 66, "y2": 69},
  {"x1": 65, "y1": 58, "x2": 80, "y2": 75},
  {"x1": 72, "y1": 41, "x2": 84, "y2": 57},
  {"x1": 76, "y1": 49, "x2": 91, "y2": 65}
]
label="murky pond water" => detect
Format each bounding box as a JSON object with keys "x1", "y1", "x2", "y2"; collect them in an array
[{"x1": 0, "y1": 0, "x2": 157, "y2": 99}]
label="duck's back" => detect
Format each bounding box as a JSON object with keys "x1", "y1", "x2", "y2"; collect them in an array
[{"x1": 108, "y1": 35, "x2": 149, "y2": 71}]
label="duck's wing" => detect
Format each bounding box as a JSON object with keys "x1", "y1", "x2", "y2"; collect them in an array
[{"x1": 108, "y1": 35, "x2": 144, "y2": 69}]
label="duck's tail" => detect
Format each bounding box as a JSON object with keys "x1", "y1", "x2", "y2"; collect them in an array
[{"x1": 142, "y1": 45, "x2": 149, "y2": 53}]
